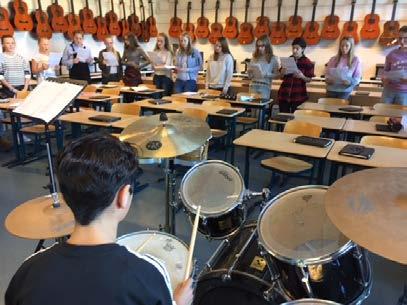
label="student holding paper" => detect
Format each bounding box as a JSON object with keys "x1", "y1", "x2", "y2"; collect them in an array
[
  {"x1": 205, "y1": 37, "x2": 234, "y2": 95},
  {"x1": 278, "y1": 37, "x2": 314, "y2": 113},
  {"x1": 61, "y1": 31, "x2": 93, "y2": 82},
  {"x1": 98, "y1": 36, "x2": 123, "y2": 84},
  {"x1": 248, "y1": 35, "x2": 280, "y2": 99},
  {"x1": 32, "y1": 38, "x2": 59, "y2": 83},
  {"x1": 381, "y1": 26, "x2": 407, "y2": 106},
  {"x1": 151, "y1": 33, "x2": 174, "y2": 96},
  {"x1": 325, "y1": 37, "x2": 362, "y2": 99},
  {"x1": 174, "y1": 33, "x2": 202, "y2": 93},
  {"x1": 122, "y1": 34, "x2": 150, "y2": 87}
]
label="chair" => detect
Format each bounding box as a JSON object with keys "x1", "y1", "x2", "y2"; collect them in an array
[
  {"x1": 360, "y1": 136, "x2": 407, "y2": 149},
  {"x1": 373, "y1": 103, "x2": 407, "y2": 111},
  {"x1": 318, "y1": 98, "x2": 349, "y2": 106},
  {"x1": 111, "y1": 103, "x2": 141, "y2": 116},
  {"x1": 16, "y1": 90, "x2": 30, "y2": 99},
  {"x1": 294, "y1": 109, "x2": 331, "y2": 118},
  {"x1": 101, "y1": 87, "x2": 121, "y2": 104},
  {"x1": 368, "y1": 116, "x2": 390, "y2": 123},
  {"x1": 83, "y1": 85, "x2": 97, "y2": 93},
  {"x1": 261, "y1": 121, "x2": 323, "y2": 186}
]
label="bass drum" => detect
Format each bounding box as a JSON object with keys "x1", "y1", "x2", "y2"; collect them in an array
[{"x1": 194, "y1": 222, "x2": 289, "y2": 305}]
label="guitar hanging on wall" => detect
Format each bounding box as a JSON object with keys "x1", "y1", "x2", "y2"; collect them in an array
[
  {"x1": 254, "y1": 0, "x2": 270, "y2": 38},
  {"x1": 12, "y1": 0, "x2": 34, "y2": 31},
  {"x1": 119, "y1": 0, "x2": 130, "y2": 38},
  {"x1": 106, "y1": 0, "x2": 121, "y2": 36},
  {"x1": 34, "y1": 0, "x2": 52, "y2": 39},
  {"x1": 195, "y1": 0, "x2": 209, "y2": 39},
  {"x1": 223, "y1": 0, "x2": 238, "y2": 39},
  {"x1": 379, "y1": 0, "x2": 399, "y2": 47},
  {"x1": 208, "y1": 0, "x2": 222, "y2": 44},
  {"x1": 183, "y1": 2, "x2": 195, "y2": 41},
  {"x1": 360, "y1": 0, "x2": 380, "y2": 40},
  {"x1": 286, "y1": 0, "x2": 302, "y2": 39},
  {"x1": 147, "y1": 0, "x2": 157, "y2": 37},
  {"x1": 321, "y1": 0, "x2": 340, "y2": 40},
  {"x1": 237, "y1": 0, "x2": 253, "y2": 45},
  {"x1": 95, "y1": 0, "x2": 109, "y2": 41},
  {"x1": 80, "y1": 0, "x2": 97, "y2": 35},
  {"x1": 303, "y1": 0, "x2": 320, "y2": 46},
  {"x1": 169, "y1": 0, "x2": 182, "y2": 38},
  {"x1": 139, "y1": 0, "x2": 150, "y2": 42},
  {"x1": 0, "y1": 3, "x2": 14, "y2": 37},
  {"x1": 48, "y1": 0, "x2": 68, "y2": 33},
  {"x1": 65, "y1": 0, "x2": 82, "y2": 40},
  {"x1": 128, "y1": 0, "x2": 141, "y2": 37},
  {"x1": 270, "y1": 0, "x2": 286, "y2": 45},
  {"x1": 341, "y1": 0, "x2": 359, "y2": 44}
]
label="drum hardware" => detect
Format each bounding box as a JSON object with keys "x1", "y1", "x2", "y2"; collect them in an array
[
  {"x1": 205, "y1": 239, "x2": 230, "y2": 269},
  {"x1": 353, "y1": 247, "x2": 370, "y2": 288},
  {"x1": 299, "y1": 267, "x2": 315, "y2": 298}
]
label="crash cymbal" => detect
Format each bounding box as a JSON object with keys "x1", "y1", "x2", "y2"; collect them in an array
[
  {"x1": 325, "y1": 168, "x2": 407, "y2": 264},
  {"x1": 5, "y1": 194, "x2": 75, "y2": 240},
  {"x1": 120, "y1": 113, "x2": 211, "y2": 159}
]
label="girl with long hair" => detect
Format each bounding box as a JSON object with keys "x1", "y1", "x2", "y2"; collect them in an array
[
  {"x1": 98, "y1": 36, "x2": 123, "y2": 84},
  {"x1": 151, "y1": 33, "x2": 174, "y2": 96},
  {"x1": 122, "y1": 34, "x2": 150, "y2": 87}
]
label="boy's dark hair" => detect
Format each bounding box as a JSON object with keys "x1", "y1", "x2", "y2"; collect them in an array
[
  {"x1": 56, "y1": 133, "x2": 138, "y2": 225},
  {"x1": 400, "y1": 26, "x2": 407, "y2": 34}
]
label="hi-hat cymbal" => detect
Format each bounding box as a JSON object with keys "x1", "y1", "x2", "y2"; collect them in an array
[
  {"x1": 119, "y1": 113, "x2": 211, "y2": 159},
  {"x1": 5, "y1": 194, "x2": 75, "y2": 240},
  {"x1": 325, "y1": 168, "x2": 407, "y2": 264}
]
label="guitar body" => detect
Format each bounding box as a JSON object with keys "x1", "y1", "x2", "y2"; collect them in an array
[
  {"x1": 34, "y1": 10, "x2": 52, "y2": 39},
  {"x1": 12, "y1": 0, "x2": 33, "y2": 31},
  {"x1": 169, "y1": 17, "x2": 182, "y2": 38},
  {"x1": 140, "y1": 20, "x2": 150, "y2": 42},
  {"x1": 270, "y1": 22, "x2": 287, "y2": 45},
  {"x1": 0, "y1": 7, "x2": 15, "y2": 37},
  {"x1": 106, "y1": 12, "x2": 121, "y2": 36},
  {"x1": 223, "y1": 17, "x2": 238, "y2": 39},
  {"x1": 379, "y1": 21, "x2": 400, "y2": 47},
  {"x1": 195, "y1": 17, "x2": 210, "y2": 39},
  {"x1": 184, "y1": 23, "x2": 196, "y2": 41},
  {"x1": 95, "y1": 16, "x2": 109, "y2": 41},
  {"x1": 238, "y1": 22, "x2": 254, "y2": 45},
  {"x1": 208, "y1": 23, "x2": 223, "y2": 44},
  {"x1": 147, "y1": 16, "x2": 158, "y2": 37},
  {"x1": 321, "y1": 15, "x2": 340, "y2": 40},
  {"x1": 254, "y1": 17, "x2": 270, "y2": 38},
  {"x1": 80, "y1": 7, "x2": 97, "y2": 34},
  {"x1": 286, "y1": 16, "x2": 303, "y2": 39},
  {"x1": 303, "y1": 21, "x2": 320, "y2": 45},
  {"x1": 119, "y1": 19, "x2": 130, "y2": 38},
  {"x1": 342, "y1": 21, "x2": 359, "y2": 43},
  {"x1": 128, "y1": 15, "x2": 141, "y2": 37},
  {"x1": 360, "y1": 14, "x2": 380, "y2": 40},
  {"x1": 66, "y1": 13, "x2": 82, "y2": 40},
  {"x1": 48, "y1": 2, "x2": 67, "y2": 32}
]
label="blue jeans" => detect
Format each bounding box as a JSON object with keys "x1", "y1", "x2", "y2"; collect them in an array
[
  {"x1": 326, "y1": 91, "x2": 351, "y2": 99},
  {"x1": 153, "y1": 75, "x2": 174, "y2": 96},
  {"x1": 174, "y1": 79, "x2": 197, "y2": 93},
  {"x1": 382, "y1": 87, "x2": 407, "y2": 106}
]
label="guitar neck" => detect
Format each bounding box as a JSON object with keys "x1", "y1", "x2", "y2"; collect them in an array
[
  {"x1": 200, "y1": 0, "x2": 204, "y2": 18},
  {"x1": 229, "y1": 0, "x2": 233, "y2": 18},
  {"x1": 186, "y1": 2, "x2": 191, "y2": 24},
  {"x1": 132, "y1": 0, "x2": 136, "y2": 15},
  {"x1": 391, "y1": 0, "x2": 398, "y2": 21},
  {"x1": 311, "y1": 1, "x2": 317, "y2": 23},
  {"x1": 260, "y1": 0, "x2": 265, "y2": 18},
  {"x1": 122, "y1": 1, "x2": 127, "y2": 19},
  {"x1": 293, "y1": 0, "x2": 299, "y2": 18},
  {"x1": 37, "y1": 0, "x2": 42, "y2": 11},
  {"x1": 85, "y1": 0, "x2": 89, "y2": 8},
  {"x1": 111, "y1": 0, "x2": 115, "y2": 12},
  {"x1": 98, "y1": 0, "x2": 103, "y2": 17},
  {"x1": 244, "y1": 0, "x2": 249, "y2": 23},
  {"x1": 277, "y1": 0, "x2": 282, "y2": 23},
  {"x1": 173, "y1": 0, "x2": 177, "y2": 19},
  {"x1": 330, "y1": 0, "x2": 336, "y2": 17},
  {"x1": 214, "y1": 1, "x2": 219, "y2": 23},
  {"x1": 349, "y1": 1, "x2": 356, "y2": 22},
  {"x1": 71, "y1": 0, "x2": 75, "y2": 14},
  {"x1": 371, "y1": 0, "x2": 376, "y2": 14},
  {"x1": 149, "y1": 1, "x2": 153, "y2": 18}
]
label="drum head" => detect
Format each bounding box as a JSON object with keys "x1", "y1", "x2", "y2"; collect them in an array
[
  {"x1": 117, "y1": 231, "x2": 188, "y2": 291},
  {"x1": 282, "y1": 299, "x2": 342, "y2": 305},
  {"x1": 180, "y1": 160, "x2": 244, "y2": 217},
  {"x1": 258, "y1": 186, "x2": 351, "y2": 265}
]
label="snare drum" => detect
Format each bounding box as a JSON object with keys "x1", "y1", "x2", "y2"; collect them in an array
[
  {"x1": 258, "y1": 186, "x2": 372, "y2": 305},
  {"x1": 179, "y1": 160, "x2": 246, "y2": 239},
  {"x1": 117, "y1": 231, "x2": 188, "y2": 291}
]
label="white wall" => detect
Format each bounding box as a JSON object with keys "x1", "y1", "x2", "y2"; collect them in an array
[{"x1": 9, "y1": 0, "x2": 407, "y2": 79}]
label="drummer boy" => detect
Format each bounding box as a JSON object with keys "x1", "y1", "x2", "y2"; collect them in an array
[{"x1": 5, "y1": 133, "x2": 194, "y2": 305}]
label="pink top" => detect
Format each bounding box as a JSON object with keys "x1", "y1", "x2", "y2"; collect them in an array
[
  {"x1": 325, "y1": 55, "x2": 362, "y2": 93},
  {"x1": 384, "y1": 48, "x2": 407, "y2": 92}
]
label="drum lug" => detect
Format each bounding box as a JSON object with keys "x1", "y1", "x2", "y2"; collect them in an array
[
  {"x1": 300, "y1": 267, "x2": 315, "y2": 298},
  {"x1": 263, "y1": 282, "x2": 276, "y2": 301},
  {"x1": 221, "y1": 273, "x2": 231, "y2": 282}
]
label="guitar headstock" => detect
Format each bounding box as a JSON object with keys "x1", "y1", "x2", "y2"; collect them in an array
[
  {"x1": 278, "y1": 0, "x2": 282, "y2": 6},
  {"x1": 313, "y1": 0, "x2": 318, "y2": 5},
  {"x1": 215, "y1": 0, "x2": 219, "y2": 9},
  {"x1": 245, "y1": 0, "x2": 250, "y2": 9},
  {"x1": 351, "y1": 0, "x2": 356, "y2": 5},
  {"x1": 187, "y1": 1, "x2": 191, "y2": 10}
]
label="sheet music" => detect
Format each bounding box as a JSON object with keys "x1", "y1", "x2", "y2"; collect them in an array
[
  {"x1": 280, "y1": 57, "x2": 299, "y2": 75},
  {"x1": 77, "y1": 48, "x2": 89, "y2": 63},
  {"x1": 102, "y1": 52, "x2": 119, "y2": 66},
  {"x1": 13, "y1": 80, "x2": 83, "y2": 123},
  {"x1": 247, "y1": 63, "x2": 263, "y2": 79}
]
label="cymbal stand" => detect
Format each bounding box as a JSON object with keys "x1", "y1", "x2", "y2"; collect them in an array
[{"x1": 164, "y1": 158, "x2": 177, "y2": 235}]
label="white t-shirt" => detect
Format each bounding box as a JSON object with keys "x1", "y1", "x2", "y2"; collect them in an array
[{"x1": 32, "y1": 53, "x2": 57, "y2": 83}]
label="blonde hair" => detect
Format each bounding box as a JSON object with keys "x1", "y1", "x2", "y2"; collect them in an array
[
  {"x1": 179, "y1": 32, "x2": 193, "y2": 56},
  {"x1": 335, "y1": 37, "x2": 355, "y2": 68},
  {"x1": 253, "y1": 35, "x2": 274, "y2": 63},
  {"x1": 155, "y1": 33, "x2": 173, "y2": 55}
]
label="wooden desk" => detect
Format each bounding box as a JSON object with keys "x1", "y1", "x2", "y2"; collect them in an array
[
  {"x1": 298, "y1": 102, "x2": 369, "y2": 117},
  {"x1": 119, "y1": 86, "x2": 164, "y2": 96},
  {"x1": 343, "y1": 119, "x2": 407, "y2": 139},
  {"x1": 269, "y1": 113, "x2": 346, "y2": 131},
  {"x1": 76, "y1": 93, "x2": 122, "y2": 111},
  {"x1": 233, "y1": 129, "x2": 334, "y2": 186}
]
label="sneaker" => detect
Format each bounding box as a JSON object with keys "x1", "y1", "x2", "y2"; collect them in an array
[{"x1": 0, "y1": 137, "x2": 12, "y2": 152}]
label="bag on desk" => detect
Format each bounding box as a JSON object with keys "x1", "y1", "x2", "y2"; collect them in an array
[{"x1": 339, "y1": 144, "x2": 375, "y2": 160}]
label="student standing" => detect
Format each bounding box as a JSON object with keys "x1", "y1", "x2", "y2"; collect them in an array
[
  {"x1": 325, "y1": 37, "x2": 362, "y2": 100},
  {"x1": 278, "y1": 37, "x2": 315, "y2": 113},
  {"x1": 174, "y1": 33, "x2": 202, "y2": 93},
  {"x1": 205, "y1": 37, "x2": 234, "y2": 95},
  {"x1": 382, "y1": 26, "x2": 407, "y2": 106},
  {"x1": 151, "y1": 33, "x2": 174, "y2": 96},
  {"x1": 122, "y1": 34, "x2": 150, "y2": 87},
  {"x1": 32, "y1": 38, "x2": 59, "y2": 83},
  {"x1": 98, "y1": 36, "x2": 123, "y2": 84}
]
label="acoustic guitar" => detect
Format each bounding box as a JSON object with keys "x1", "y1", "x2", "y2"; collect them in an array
[
  {"x1": 128, "y1": 0, "x2": 141, "y2": 37},
  {"x1": 12, "y1": 0, "x2": 33, "y2": 31},
  {"x1": 195, "y1": 0, "x2": 209, "y2": 39},
  {"x1": 286, "y1": 0, "x2": 302, "y2": 39},
  {"x1": 168, "y1": 0, "x2": 182, "y2": 38},
  {"x1": 321, "y1": 0, "x2": 340, "y2": 40},
  {"x1": 139, "y1": 0, "x2": 150, "y2": 42},
  {"x1": 106, "y1": 0, "x2": 121, "y2": 36},
  {"x1": 119, "y1": 0, "x2": 130, "y2": 38},
  {"x1": 48, "y1": 0, "x2": 68, "y2": 33},
  {"x1": 34, "y1": 0, "x2": 52, "y2": 39},
  {"x1": 341, "y1": 0, "x2": 359, "y2": 44},
  {"x1": 254, "y1": 0, "x2": 270, "y2": 38},
  {"x1": 0, "y1": 3, "x2": 14, "y2": 37},
  {"x1": 237, "y1": 0, "x2": 253, "y2": 45},
  {"x1": 183, "y1": 2, "x2": 195, "y2": 41},
  {"x1": 147, "y1": 0, "x2": 157, "y2": 37},
  {"x1": 80, "y1": 0, "x2": 97, "y2": 34},
  {"x1": 66, "y1": 0, "x2": 82, "y2": 40},
  {"x1": 208, "y1": 0, "x2": 222, "y2": 44},
  {"x1": 223, "y1": 0, "x2": 238, "y2": 39},
  {"x1": 379, "y1": 0, "x2": 399, "y2": 47},
  {"x1": 270, "y1": 0, "x2": 286, "y2": 45},
  {"x1": 360, "y1": 0, "x2": 380, "y2": 40},
  {"x1": 303, "y1": 0, "x2": 320, "y2": 46},
  {"x1": 95, "y1": 0, "x2": 109, "y2": 41}
]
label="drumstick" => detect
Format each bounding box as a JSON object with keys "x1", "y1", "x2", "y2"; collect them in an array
[
  {"x1": 184, "y1": 205, "x2": 201, "y2": 281},
  {"x1": 136, "y1": 233, "x2": 156, "y2": 252}
]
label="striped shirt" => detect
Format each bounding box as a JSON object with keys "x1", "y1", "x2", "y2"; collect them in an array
[{"x1": 0, "y1": 53, "x2": 31, "y2": 86}]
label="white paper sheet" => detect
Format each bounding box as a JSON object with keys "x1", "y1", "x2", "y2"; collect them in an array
[
  {"x1": 130, "y1": 85, "x2": 151, "y2": 92},
  {"x1": 48, "y1": 52, "x2": 62, "y2": 68},
  {"x1": 77, "y1": 48, "x2": 90, "y2": 63},
  {"x1": 382, "y1": 69, "x2": 407, "y2": 81},
  {"x1": 247, "y1": 63, "x2": 263, "y2": 79},
  {"x1": 102, "y1": 52, "x2": 119, "y2": 66},
  {"x1": 280, "y1": 57, "x2": 299, "y2": 75}
]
